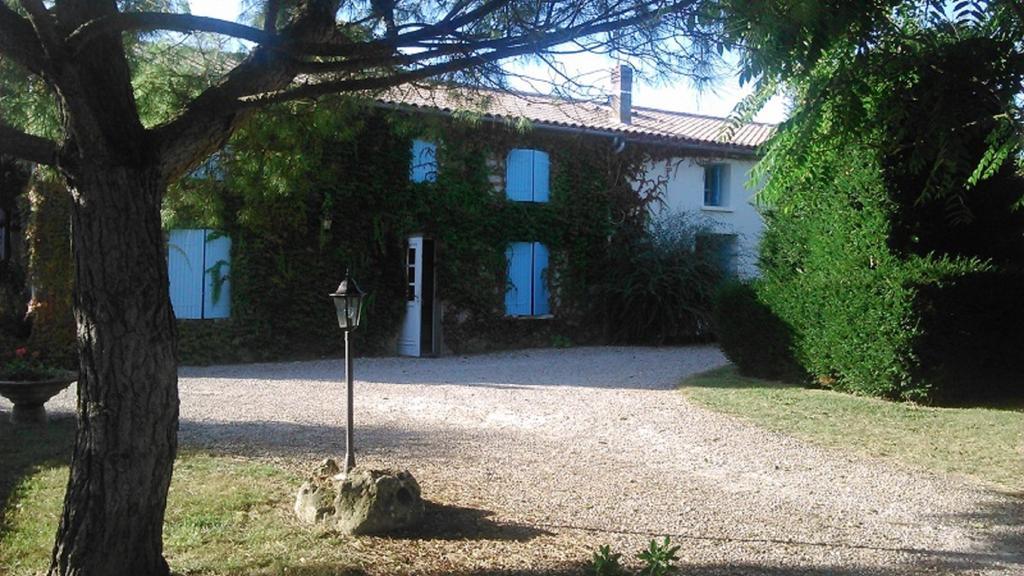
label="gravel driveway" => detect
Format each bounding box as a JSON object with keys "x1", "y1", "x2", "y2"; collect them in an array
[{"x1": 27, "y1": 346, "x2": 1024, "y2": 575}]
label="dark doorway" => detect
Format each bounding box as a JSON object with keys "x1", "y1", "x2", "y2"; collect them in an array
[{"x1": 420, "y1": 237, "x2": 436, "y2": 356}]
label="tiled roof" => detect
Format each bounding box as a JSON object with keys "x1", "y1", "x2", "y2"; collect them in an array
[{"x1": 375, "y1": 85, "x2": 775, "y2": 152}]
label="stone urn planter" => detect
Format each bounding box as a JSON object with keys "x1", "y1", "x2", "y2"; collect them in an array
[{"x1": 0, "y1": 371, "x2": 76, "y2": 425}]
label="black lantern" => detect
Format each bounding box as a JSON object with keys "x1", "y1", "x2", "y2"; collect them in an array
[
  {"x1": 330, "y1": 272, "x2": 365, "y2": 474},
  {"x1": 330, "y1": 273, "x2": 364, "y2": 331}
]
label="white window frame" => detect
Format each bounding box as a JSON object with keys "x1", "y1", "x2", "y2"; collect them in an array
[{"x1": 702, "y1": 163, "x2": 731, "y2": 210}]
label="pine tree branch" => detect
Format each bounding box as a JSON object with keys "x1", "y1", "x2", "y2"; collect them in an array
[
  {"x1": 67, "y1": 12, "x2": 279, "y2": 51},
  {"x1": 18, "y1": 0, "x2": 62, "y2": 56},
  {"x1": 264, "y1": 0, "x2": 281, "y2": 33},
  {"x1": 235, "y1": 4, "x2": 682, "y2": 107},
  {"x1": 151, "y1": 0, "x2": 344, "y2": 181},
  {"x1": 0, "y1": 4, "x2": 46, "y2": 74},
  {"x1": 0, "y1": 121, "x2": 58, "y2": 166},
  {"x1": 151, "y1": 0, "x2": 702, "y2": 180}
]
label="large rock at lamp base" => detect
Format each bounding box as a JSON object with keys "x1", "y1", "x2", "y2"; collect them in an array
[
  {"x1": 334, "y1": 467, "x2": 424, "y2": 535},
  {"x1": 294, "y1": 481, "x2": 336, "y2": 524},
  {"x1": 293, "y1": 461, "x2": 424, "y2": 535},
  {"x1": 294, "y1": 458, "x2": 340, "y2": 524}
]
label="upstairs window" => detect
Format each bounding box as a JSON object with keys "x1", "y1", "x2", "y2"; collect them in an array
[
  {"x1": 410, "y1": 139, "x2": 437, "y2": 183},
  {"x1": 505, "y1": 242, "x2": 551, "y2": 317},
  {"x1": 703, "y1": 164, "x2": 729, "y2": 207},
  {"x1": 505, "y1": 149, "x2": 549, "y2": 202}
]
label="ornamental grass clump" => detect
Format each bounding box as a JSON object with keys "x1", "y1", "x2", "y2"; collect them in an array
[{"x1": 601, "y1": 211, "x2": 723, "y2": 345}]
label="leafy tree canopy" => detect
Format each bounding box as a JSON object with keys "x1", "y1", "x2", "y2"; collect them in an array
[
  {"x1": 728, "y1": 0, "x2": 1024, "y2": 209},
  {"x1": 0, "y1": 0, "x2": 744, "y2": 180}
]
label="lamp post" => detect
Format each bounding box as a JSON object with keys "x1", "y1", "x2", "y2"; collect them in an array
[{"x1": 329, "y1": 272, "x2": 365, "y2": 474}]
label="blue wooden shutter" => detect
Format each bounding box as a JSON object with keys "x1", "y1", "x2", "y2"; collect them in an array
[
  {"x1": 203, "y1": 231, "x2": 232, "y2": 319},
  {"x1": 506, "y1": 149, "x2": 533, "y2": 201},
  {"x1": 532, "y1": 242, "x2": 550, "y2": 315},
  {"x1": 532, "y1": 151, "x2": 550, "y2": 203},
  {"x1": 168, "y1": 229, "x2": 205, "y2": 319},
  {"x1": 505, "y1": 242, "x2": 533, "y2": 315},
  {"x1": 410, "y1": 139, "x2": 437, "y2": 183}
]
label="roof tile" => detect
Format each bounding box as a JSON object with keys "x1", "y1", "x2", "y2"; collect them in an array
[{"x1": 376, "y1": 85, "x2": 775, "y2": 150}]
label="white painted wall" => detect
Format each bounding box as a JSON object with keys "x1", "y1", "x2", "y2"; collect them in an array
[{"x1": 644, "y1": 157, "x2": 764, "y2": 278}]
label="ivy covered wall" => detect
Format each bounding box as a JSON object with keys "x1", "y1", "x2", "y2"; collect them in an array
[{"x1": 165, "y1": 99, "x2": 717, "y2": 364}]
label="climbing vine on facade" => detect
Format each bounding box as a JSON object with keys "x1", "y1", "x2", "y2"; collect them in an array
[{"x1": 165, "y1": 99, "x2": 722, "y2": 363}]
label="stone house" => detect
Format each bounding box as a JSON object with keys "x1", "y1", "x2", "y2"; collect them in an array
[
  {"x1": 166, "y1": 66, "x2": 774, "y2": 359},
  {"x1": 372, "y1": 67, "x2": 773, "y2": 355}
]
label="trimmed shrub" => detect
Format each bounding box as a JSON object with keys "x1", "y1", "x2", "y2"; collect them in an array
[
  {"x1": 759, "y1": 140, "x2": 912, "y2": 398},
  {"x1": 712, "y1": 281, "x2": 802, "y2": 381},
  {"x1": 745, "y1": 30, "x2": 1024, "y2": 402},
  {"x1": 753, "y1": 114, "x2": 1020, "y2": 400}
]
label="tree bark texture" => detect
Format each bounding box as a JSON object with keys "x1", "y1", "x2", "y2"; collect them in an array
[{"x1": 49, "y1": 167, "x2": 179, "y2": 576}]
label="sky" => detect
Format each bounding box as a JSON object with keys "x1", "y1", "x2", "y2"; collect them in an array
[{"x1": 188, "y1": 0, "x2": 789, "y2": 124}]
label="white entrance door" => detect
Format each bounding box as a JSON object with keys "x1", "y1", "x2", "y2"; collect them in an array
[{"x1": 398, "y1": 236, "x2": 423, "y2": 356}]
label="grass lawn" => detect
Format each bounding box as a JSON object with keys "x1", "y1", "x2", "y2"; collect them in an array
[
  {"x1": 681, "y1": 366, "x2": 1024, "y2": 493},
  {"x1": 0, "y1": 417, "x2": 367, "y2": 575},
  {"x1": 0, "y1": 417, "x2": 590, "y2": 576}
]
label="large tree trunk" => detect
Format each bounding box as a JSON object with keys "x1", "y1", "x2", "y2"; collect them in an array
[{"x1": 49, "y1": 166, "x2": 178, "y2": 576}]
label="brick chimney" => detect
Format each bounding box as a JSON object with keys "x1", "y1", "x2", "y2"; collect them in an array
[{"x1": 610, "y1": 64, "x2": 633, "y2": 124}]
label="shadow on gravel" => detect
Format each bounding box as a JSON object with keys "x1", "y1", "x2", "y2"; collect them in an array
[
  {"x1": 940, "y1": 492, "x2": 1024, "y2": 568},
  {"x1": 528, "y1": 522, "x2": 1022, "y2": 576},
  {"x1": 441, "y1": 566, "x2": 984, "y2": 576},
  {"x1": 232, "y1": 566, "x2": 368, "y2": 576},
  {"x1": 178, "y1": 418, "x2": 474, "y2": 460},
  {"x1": 0, "y1": 413, "x2": 74, "y2": 536},
  {"x1": 177, "y1": 347, "x2": 712, "y2": 391},
  {"x1": 390, "y1": 501, "x2": 553, "y2": 542}
]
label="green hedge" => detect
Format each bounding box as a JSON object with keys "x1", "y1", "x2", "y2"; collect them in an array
[
  {"x1": 915, "y1": 272, "x2": 1024, "y2": 402},
  {"x1": 735, "y1": 31, "x2": 1024, "y2": 402},
  {"x1": 712, "y1": 281, "x2": 802, "y2": 381},
  {"x1": 748, "y1": 130, "x2": 1020, "y2": 401}
]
